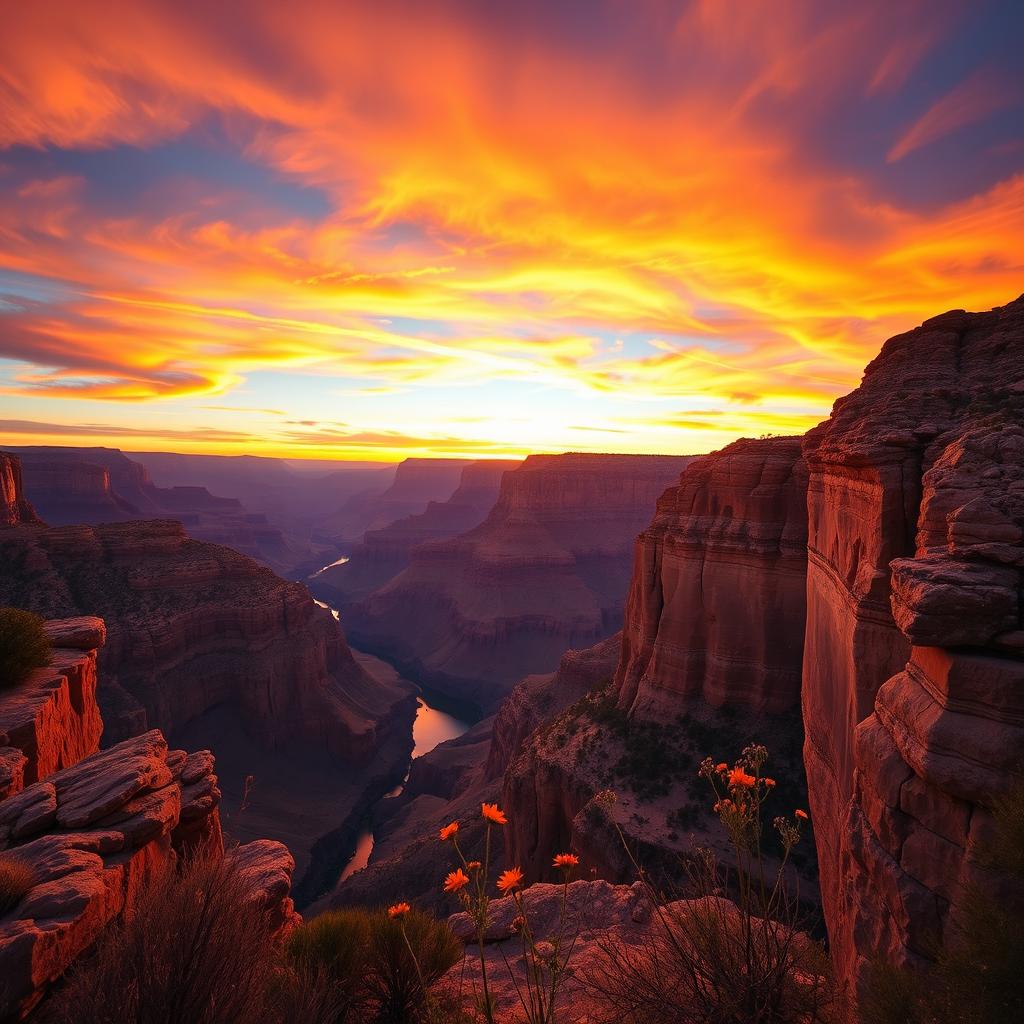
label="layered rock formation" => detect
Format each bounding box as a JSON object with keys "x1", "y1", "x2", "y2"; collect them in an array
[
  {"x1": 314, "y1": 459, "x2": 520, "y2": 605},
  {"x1": 801, "y1": 297, "x2": 1024, "y2": 994},
  {"x1": 9, "y1": 446, "x2": 317, "y2": 575},
  {"x1": 0, "y1": 618, "x2": 105, "y2": 797},
  {"x1": 0, "y1": 456, "x2": 417, "y2": 883},
  {"x1": 615, "y1": 437, "x2": 808, "y2": 718},
  {"x1": 347, "y1": 454, "x2": 692, "y2": 709},
  {"x1": 0, "y1": 620, "x2": 297, "y2": 1019}
]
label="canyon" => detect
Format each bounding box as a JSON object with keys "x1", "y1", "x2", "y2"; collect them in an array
[
  {"x1": 0, "y1": 461, "x2": 418, "y2": 889},
  {"x1": 345, "y1": 453, "x2": 692, "y2": 710},
  {"x1": 2, "y1": 296, "x2": 1023, "y2": 1019}
]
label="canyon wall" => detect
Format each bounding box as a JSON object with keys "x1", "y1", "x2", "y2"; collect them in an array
[
  {"x1": 346, "y1": 454, "x2": 691, "y2": 709},
  {"x1": 0, "y1": 454, "x2": 417, "y2": 880},
  {"x1": 0, "y1": 454, "x2": 38, "y2": 527},
  {"x1": 0, "y1": 620, "x2": 297, "y2": 1019},
  {"x1": 316, "y1": 459, "x2": 519, "y2": 605},
  {"x1": 801, "y1": 297, "x2": 1024, "y2": 993},
  {"x1": 615, "y1": 437, "x2": 808, "y2": 718}
]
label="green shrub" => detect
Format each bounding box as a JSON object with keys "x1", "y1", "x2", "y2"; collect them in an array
[
  {"x1": 368, "y1": 908, "x2": 462, "y2": 1024},
  {"x1": 285, "y1": 908, "x2": 373, "y2": 1022},
  {"x1": 0, "y1": 855, "x2": 34, "y2": 915},
  {"x1": 0, "y1": 607, "x2": 51, "y2": 688},
  {"x1": 285, "y1": 906, "x2": 461, "y2": 1023}
]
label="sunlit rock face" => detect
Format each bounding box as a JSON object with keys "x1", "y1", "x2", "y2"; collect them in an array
[
  {"x1": 615, "y1": 436, "x2": 808, "y2": 719},
  {"x1": 346, "y1": 453, "x2": 692, "y2": 709},
  {"x1": 0, "y1": 619, "x2": 298, "y2": 1019},
  {"x1": 317, "y1": 459, "x2": 520, "y2": 605},
  {"x1": 800, "y1": 296, "x2": 1024, "y2": 994},
  {"x1": 0, "y1": 453, "x2": 39, "y2": 526}
]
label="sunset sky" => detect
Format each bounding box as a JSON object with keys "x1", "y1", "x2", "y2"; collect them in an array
[{"x1": 1, "y1": 0, "x2": 1022, "y2": 461}]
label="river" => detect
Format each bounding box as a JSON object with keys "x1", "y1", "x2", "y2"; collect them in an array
[
  {"x1": 337, "y1": 695, "x2": 472, "y2": 882},
  {"x1": 308, "y1": 584, "x2": 473, "y2": 886}
]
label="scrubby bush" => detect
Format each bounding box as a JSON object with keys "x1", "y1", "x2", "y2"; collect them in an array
[
  {"x1": 369, "y1": 908, "x2": 463, "y2": 1023},
  {"x1": 587, "y1": 747, "x2": 836, "y2": 1023},
  {"x1": 45, "y1": 850, "x2": 280, "y2": 1024},
  {"x1": 284, "y1": 905, "x2": 461, "y2": 1024},
  {"x1": 861, "y1": 779, "x2": 1024, "y2": 1024},
  {"x1": 0, "y1": 855, "x2": 35, "y2": 915},
  {"x1": 0, "y1": 607, "x2": 51, "y2": 688}
]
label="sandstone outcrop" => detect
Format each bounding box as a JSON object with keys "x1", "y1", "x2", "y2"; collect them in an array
[
  {"x1": 315, "y1": 459, "x2": 519, "y2": 605},
  {"x1": 615, "y1": 437, "x2": 808, "y2": 718},
  {"x1": 0, "y1": 618, "x2": 299, "y2": 1019},
  {"x1": 800, "y1": 296, "x2": 1024, "y2": 994},
  {"x1": 0, "y1": 618, "x2": 105, "y2": 796},
  {"x1": 0, "y1": 457, "x2": 417, "y2": 883},
  {"x1": 347, "y1": 454, "x2": 692, "y2": 709}
]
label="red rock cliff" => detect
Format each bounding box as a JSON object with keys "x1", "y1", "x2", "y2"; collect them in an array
[
  {"x1": 347, "y1": 454, "x2": 691, "y2": 709},
  {"x1": 615, "y1": 437, "x2": 808, "y2": 718},
  {"x1": 0, "y1": 453, "x2": 39, "y2": 526},
  {"x1": 801, "y1": 296, "x2": 1024, "y2": 994}
]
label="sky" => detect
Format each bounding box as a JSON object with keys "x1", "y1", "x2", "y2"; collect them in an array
[{"x1": 0, "y1": 0, "x2": 1022, "y2": 462}]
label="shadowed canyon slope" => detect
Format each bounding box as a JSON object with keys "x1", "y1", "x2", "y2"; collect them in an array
[
  {"x1": 0, "y1": 456, "x2": 416, "y2": 880},
  {"x1": 315, "y1": 459, "x2": 521, "y2": 605},
  {"x1": 800, "y1": 296, "x2": 1024, "y2": 993},
  {"x1": 345, "y1": 453, "x2": 692, "y2": 709}
]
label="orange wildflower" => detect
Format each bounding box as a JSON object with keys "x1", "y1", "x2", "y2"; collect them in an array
[
  {"x1": 764, "y1": 778, "x2": 776, "y2": 787},
  {"x1": 444, "y1": 869, "x2": 470, "y2": 893},
  {"x1": 729, "y1": 767, "x2": 756, "y2": 789},
  {"x1": 795, "y1": 809, "x2": 809, "y2": 820},
  {"x1": 388, "y1": 902, "x2": 410, "y2": 918},
  {"x1": 497, "y1": 867, "x2": 524, "y2": 893},
  {"x1": 716, "y1": 763, "x2": 728, "y2": 773},
  {"x1": 467, "y1": 860, "x2": 482, "y2": 870},
  {"x1": 439, "y1": 821, "x2": 459, "y2": 841},
  {"x1": 482, "y1": 802, "x2": 508, "y2": 825},
  {"x1": 552, "y1": 853, "x2": 579, "y2": 869}
]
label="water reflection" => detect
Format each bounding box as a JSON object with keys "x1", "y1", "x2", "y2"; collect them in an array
[
  {"x1": 310, "y1": 555, "x2": 350, "y2": 578},
  {"x1": 338, "y1": 696, "x2": 472, "y2": 884}
]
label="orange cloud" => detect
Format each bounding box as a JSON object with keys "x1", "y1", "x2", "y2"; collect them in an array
[{"x1": 0, "y1": 1, "x2": 1021, "y2": 459}]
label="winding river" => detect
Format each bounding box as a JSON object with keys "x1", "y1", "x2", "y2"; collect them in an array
[{"x1": 310, "y1": 589, "x2": 473, "y2": 886}]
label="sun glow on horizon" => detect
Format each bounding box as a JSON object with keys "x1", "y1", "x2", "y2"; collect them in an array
[{"x1": 1, "y1": 0, "x2": 1022, "y2": 461}]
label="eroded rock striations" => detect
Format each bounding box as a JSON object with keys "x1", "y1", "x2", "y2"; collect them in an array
[
  {"x1": 347, "y1": 454, "x2": 692, "y2": 709},
  {"x1": 800, "y1": 296, "x2": 1024, "y2": 994},
  {"x1": 0, "y1": 619, "x2": 299, "y2": 1020},
  {"x1": 315, "y1": 459, "x2": 520, "y2": 605},
  {"x1": 0, "y1": 455, "x2": 417, "y2": 881},
  {"x1": 0, "y1": 454, "x2": 38, "y2": 527},
  {"x1": 616, "y1": 437, "x2": 808, "y2": 718}
]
